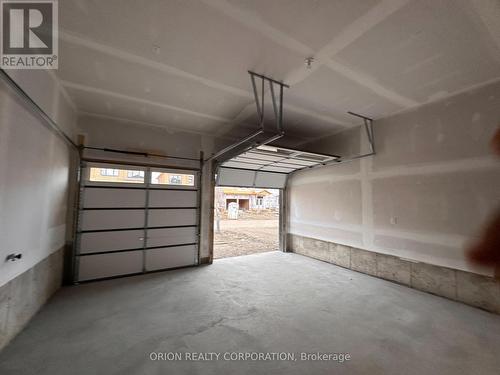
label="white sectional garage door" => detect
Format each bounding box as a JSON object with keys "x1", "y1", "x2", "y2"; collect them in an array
[
  {"x1": 216, "y1": 145, "x2": 340, "y2": 188},
  {"x1": 75, "y1": 163, "x2": 200, "y2": 282}
]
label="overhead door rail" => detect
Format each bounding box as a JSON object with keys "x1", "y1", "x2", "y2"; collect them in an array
[
  {"x1": 220, "y1": 145, "x2": 340, "y2": 175},
  {"x1": 207, "y1": 71, "x2": 289, "y2": 164},
  {"x1": 0, "y1": 69, "x2": 78, "y2": 149},
  {"x1": 218, "y1": 110, "x2": 375, "y2": 179},
  {"x1": 208, "y1": 71, "x2": 375, "y2": 176},
  {"x1": 289, "y1": 111, "x2": 375, "y2": 172}
]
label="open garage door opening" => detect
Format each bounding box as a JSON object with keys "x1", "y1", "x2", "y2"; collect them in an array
[
  {"x1": 213, "y1": 145, "x2": 342, "y2": 260},
  {"x1": 213, "y1": 187, "x2": 280, "y2": 259}
]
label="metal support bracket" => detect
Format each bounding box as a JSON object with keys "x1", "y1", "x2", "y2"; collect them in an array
[
  {"x1": 331, "y1": 111, "x2": 375, "y2": 165},
  {"x1": 348, "y1": 111, "x2": 375, "y2": 154},
  {"x1": 287, "y1": 111, "x2": 376, "y2": 175},
  {"x1": 207, "y1": 71, "x2": 289, "y2": 164},
  {"x1": 248, "y1": 70, "x2": 288, "y2": 134}
]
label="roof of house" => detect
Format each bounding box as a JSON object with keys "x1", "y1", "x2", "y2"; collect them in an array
[{"x1": 221, "y1": 188, "x2": 271, "y2": 196}]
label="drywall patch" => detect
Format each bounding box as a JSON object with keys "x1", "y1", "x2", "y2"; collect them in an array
[
  {"x1": 289, "y1": 179, "x2": 363, "y2": 226},
  {"x1": 371, "y1": 79, "x2": 500, "y2": 170},
  {"x1": 372, "y1": 169, "x2": 500, "y2": 238},
  {"x1": 360, "y1": 147, "x2": 374, "y2": 248},
  {"x1": 289, "y1": 220, "x2": 364, "y2": 249}
]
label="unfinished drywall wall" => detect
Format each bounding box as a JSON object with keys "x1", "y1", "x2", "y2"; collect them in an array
[
  {"x1": 0, "y1": 71, "x2": 77, "y2": 350},
  {"x1": 78, "y1": 114, "x2": 209, "y2": 160},
  {"x1": 0, "y1": 71, "x2": 77, "y2": 286},
  {"x1": 288, "y1": 80, "x2": 500, "y2": 276}
]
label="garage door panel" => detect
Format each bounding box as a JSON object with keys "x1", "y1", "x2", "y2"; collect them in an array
[
  {"x1": 80, "y1": 230, "x2": 144, "y2": 254},
  {"x1": 147, "y1": 227, "x2": 197, "y2": 247},
  {"x1": 81, "y1": 209, "x2": 145, "y2": 231},
  {"x1": 78, "y1": 251, "x2": 143, "y2": 281},
  {"x1": 83, "y1": 188, "x2": 146, "y2": 208},
  {"x1": 258, "y1": 166, "x2": 292, "y2": 173},
  {"x1": 149, "y1": 190, "x2": 197, "y2": 207},
  {"x1": 222, "y1": 161, "x2": 260, "y2": 170},
  {"x1": 145, "y1": 245, "x2": 197, "y2": 271},
  {"x1": 254, "y1": 171, "x2": 288, "y2": 188},
  {"x1": 217, "y1": 168, "x2": 256, "y2": 186},
  {"x1": 76, "y1": 164, "x2": 200, "y2": 282},
  {"x1": 148, "y1": 209, "x2": 197, "y2": 227},
  {"x1": 217, "y1": 167, "x2": 287, "y2": 188}
]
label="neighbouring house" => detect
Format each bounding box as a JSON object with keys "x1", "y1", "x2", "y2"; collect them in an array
[{"x1": 215, "y1": 187, "x2": 279, "y2": 211}]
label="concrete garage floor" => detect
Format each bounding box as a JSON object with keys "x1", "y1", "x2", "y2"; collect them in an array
[{"x1": 1, "y1": 252, "x2": 499, "y2": 375}]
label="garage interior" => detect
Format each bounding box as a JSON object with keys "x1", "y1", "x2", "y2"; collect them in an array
[{"x1": 1, "y1": 0, "x2": 500, "y2": 374}]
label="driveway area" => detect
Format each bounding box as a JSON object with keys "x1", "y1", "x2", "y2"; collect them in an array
[{"x1": 213, "y1": 219, "x2": 278, "y2": 259}]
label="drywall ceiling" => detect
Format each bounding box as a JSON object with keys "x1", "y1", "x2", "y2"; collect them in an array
[{"x1": 57, "y1": 0, "x2": 500, "y2": 145}]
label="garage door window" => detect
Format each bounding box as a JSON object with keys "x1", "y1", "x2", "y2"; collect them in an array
[
  {"x1": 89, "y1": 167, "x2": 145, "y2": 184},
  {"x1": 100, "y1": 168, "x2": 119, "y2": 177},
  {"x1": 151, "y1": 171, "x2": 195, "y2": 186}
]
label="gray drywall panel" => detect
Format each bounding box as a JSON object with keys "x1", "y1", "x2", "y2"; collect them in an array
[
  {"x1": 0, "y1": 72, "x2": 77, "y2": 288},
  {"x1": 287, "y1": 80, "x2": 500, "y2": 275},
  {"x1": 289, "y1": 179, "x2": 362, "y2": 225},
  {"x1": 372, "y1": 169, "x2": 500, "y2": 237},
  {"x1": 372, "y1": 81, "x2": 500, "y2": 170}
]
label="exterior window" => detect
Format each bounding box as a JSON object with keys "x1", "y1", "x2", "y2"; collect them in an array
[
  {"x1": 100, "y1": 168, "x2": 119, "y2": 177},
  {"x1": 169, "y1": 175, "x2": 182, "y2": 184},
  {"x1": 89, "y1": 167, "x2": 145, "y2": 184},
  {"x1": 127, "y1": 170, "x2": 145, "y2": 179},
  {"x1": 151, "y1": 171, "x2": 195, "y2": 186},
  {"x1": 256, "y1": 196, "x2": 263, "y2": 206}
]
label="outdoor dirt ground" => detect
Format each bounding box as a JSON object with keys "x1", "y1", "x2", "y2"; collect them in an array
[{"x1": 213, "y1": 218, "x2": 279, "y2": 259}]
